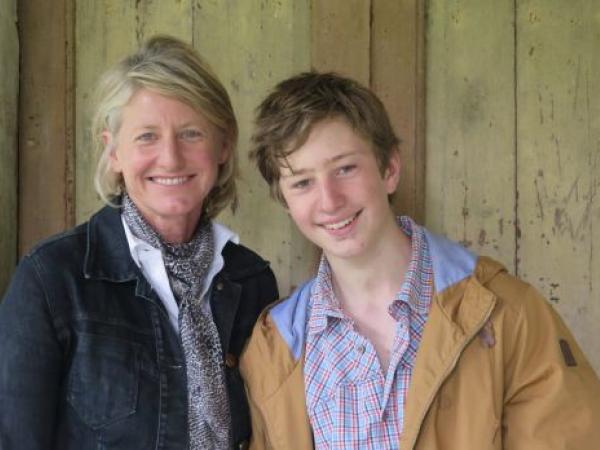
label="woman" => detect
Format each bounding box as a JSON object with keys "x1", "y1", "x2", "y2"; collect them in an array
[{"x1": 0, "y1": 36, "x2": 278, "y2": 450}]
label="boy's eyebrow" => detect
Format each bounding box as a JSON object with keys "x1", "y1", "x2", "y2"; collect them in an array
[{"x1": 280, "y1": 151, "x2": 358, "y2": 178}]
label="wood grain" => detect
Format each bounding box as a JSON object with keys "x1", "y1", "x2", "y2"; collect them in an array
[
  {"x1": 425, "y1": 0, "x2": 517, "y2": 269},
  {"x1": 516, "y1": 0, "x2": 600, "y2": 372},
  {"x1": 0, "y1": 0, "x2": 18, "y2": 295}
]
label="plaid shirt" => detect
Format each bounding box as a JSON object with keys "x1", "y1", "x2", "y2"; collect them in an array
[{"x1": 304, "y1": 217, "x2": 433, "y2": 449}]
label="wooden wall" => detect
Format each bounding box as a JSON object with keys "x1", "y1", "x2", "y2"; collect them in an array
[
  {"x1": 426, "y1": 0, "x2": 600, "y2": 373},
  {"x1": 11, "y1": 0, "x2": 423, "y2": 299},
  {"x1": 0, "y1": 0, "x2": 18, "y2": 294},
  {"x1": 7, "y1": 0, "x2": 598, "y2": 372}
]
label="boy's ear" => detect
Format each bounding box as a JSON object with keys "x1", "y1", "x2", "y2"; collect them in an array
[{"x1": 383, "y1": 147, "x2": 401, "y2": 194}]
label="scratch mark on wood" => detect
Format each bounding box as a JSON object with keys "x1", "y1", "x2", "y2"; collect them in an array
[
  {"x1": 461, "y1": 182, "x2": 469, "y2": 247},
  {"x1": 534, "y1": 177, "x2": 544, "y2": 220},
  {"x1": 135, "y1": 0, "x2": 144, "y2": 44},
  {"x1": 551, "y1": 133, "x2": 562, "y2": 176},
  {"x1": 586, "y1": 67, "x2": 591, "y2": 138},
  {"x1": 549, "y1": 282, "x2": 560, "y2": 303},
  {"x1": 573, "y1": 55, "x2": 581, "y2": 112},
  {"x1": 478, "y1": 229, "x2": 487, "y2": 246}
]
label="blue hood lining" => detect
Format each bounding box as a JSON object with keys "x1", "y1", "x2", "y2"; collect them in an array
[{"x1": 270, "y1": 229, "x2": 477, "y2": 357}]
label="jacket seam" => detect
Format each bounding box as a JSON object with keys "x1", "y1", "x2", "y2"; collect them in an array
[{"x1": 407, "y1": 296, "x2": 497, "y2": 448}]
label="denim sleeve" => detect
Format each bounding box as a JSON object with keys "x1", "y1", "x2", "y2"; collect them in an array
[{"x1": 0, "y1": 256, "x2": 62, "y2": 449}]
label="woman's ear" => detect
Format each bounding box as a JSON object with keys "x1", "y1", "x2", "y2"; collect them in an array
[{"x1": 103, "y1": 131, "x2": 121, "y2": 172}]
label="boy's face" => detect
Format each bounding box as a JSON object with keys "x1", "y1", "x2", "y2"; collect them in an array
[{"x1": 278, "y1": 117, "x2": 400, "y2": 264}]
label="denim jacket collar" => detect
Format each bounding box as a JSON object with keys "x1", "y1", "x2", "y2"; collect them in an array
[{"x1": 83, "y1": 205, "x2": 140, "y2": 283}]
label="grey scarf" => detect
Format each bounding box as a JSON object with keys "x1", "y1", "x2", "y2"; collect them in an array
[{"x1": 121, "y1": 194, "x2": 232, "y2": 449}]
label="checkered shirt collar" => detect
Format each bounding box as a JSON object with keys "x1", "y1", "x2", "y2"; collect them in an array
[{"x1": 308, "y1": 216, "x2": 431, "y2": 335}]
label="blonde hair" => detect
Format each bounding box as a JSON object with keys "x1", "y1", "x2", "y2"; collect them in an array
[{"x1": 92, "y1": 35, "x2": 238, "y2": 218}]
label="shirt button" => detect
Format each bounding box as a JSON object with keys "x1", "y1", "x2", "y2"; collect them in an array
[
  {"x1": 356, "y1": 345, "x2": 366, "y2": 354},
  {"x1": 225, "y1": 353, "x2": 238, "y2": 368}
]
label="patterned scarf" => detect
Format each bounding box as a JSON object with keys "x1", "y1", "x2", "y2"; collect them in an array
[{"x1": 121, "y1": 194, "x2": 232, "y2": 449}]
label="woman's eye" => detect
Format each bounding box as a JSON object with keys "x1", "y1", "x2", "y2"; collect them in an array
[
  {"x1": 180, "y1": 129, "x2": 203, "y2": 140},
  {"x1": 135, "y1": 132, "x2": 157, "y2": 143}
]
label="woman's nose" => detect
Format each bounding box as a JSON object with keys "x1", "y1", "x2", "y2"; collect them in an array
[{"x1": 158, "y1": 134, "x2": 184, "y2": 169}]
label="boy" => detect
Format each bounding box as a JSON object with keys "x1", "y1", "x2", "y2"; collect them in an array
[{"x1": 240, "y1": 72, "x2": 600, "y2": 449}]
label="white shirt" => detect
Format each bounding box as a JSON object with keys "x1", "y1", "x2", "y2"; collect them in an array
[{"x1": 121, "y1": 217, "x2": 239, "y2": 333}]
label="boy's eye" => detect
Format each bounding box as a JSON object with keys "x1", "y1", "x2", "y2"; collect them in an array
[
  {"x1": 291, "y1": 178, "x2": 311, "y2": 190},
  {"x1": 337, "y1": 164, "x2": 356, "y2": 175}
]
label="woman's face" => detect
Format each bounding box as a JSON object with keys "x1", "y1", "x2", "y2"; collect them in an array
[{"x1": 107, "y1": 88, "x2": 229, "y2": 240}]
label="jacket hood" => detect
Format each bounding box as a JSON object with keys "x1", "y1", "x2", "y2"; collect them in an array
[{"x1": 265, "y1": 228, "x2": 507, "y2": 364}]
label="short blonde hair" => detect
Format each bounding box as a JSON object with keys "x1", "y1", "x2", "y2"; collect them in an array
[{"x1": 92, "y1": 35, "x2": 238, "y2": 218}]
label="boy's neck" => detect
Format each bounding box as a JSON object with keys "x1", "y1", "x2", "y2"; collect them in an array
[{"x1": 326, "y1": 219, "x2": 412, "y2": 311}]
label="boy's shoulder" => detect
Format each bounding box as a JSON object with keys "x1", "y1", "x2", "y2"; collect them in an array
[{"x1": 248, "y1": 280, "x2": 315, "y2": 362}]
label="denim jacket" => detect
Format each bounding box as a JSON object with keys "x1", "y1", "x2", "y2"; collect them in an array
[{"x1": 0, "y1": 205, "x2": 278, "y2": 450}]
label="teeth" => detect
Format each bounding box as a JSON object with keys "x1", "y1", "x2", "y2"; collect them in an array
[
  {"x1": 152, "y1": 176, "x2": 189, "y2": 186},
  {"x1": 323, "y1": 214, "x2": 356, "y2": 230}
]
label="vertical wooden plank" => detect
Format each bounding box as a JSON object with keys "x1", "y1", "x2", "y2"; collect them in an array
[
  {"x1": 75, "y1": 0, "x2": 138, "y2": 222},
  {"x1": 425, "y1": 0, "x2": 516, "y2": 269},
  {"x1": 75, "y1": 0, "x2": 193, "y2": 223},
  {"x1": 516, "y1": 0, "x2": 600, "y2": 373},
  {"x1": 311, "y1": 0, "x2": 370, "y2": 85},
  {"x1": 371, "y1": 0, "x2": 425, "y2": 222},
  {"x1": 194, "y1": 0, "x2": 312, "y2": 296},
  {"x1": 18, "y1": 0, "x2": 74, "y2": 255},
  {"x1": 0, "y1": 0, "x2": 18, "y2": 295},
  {"x1": 134, "y1": 0, "x2": 192, "y2": 41}
]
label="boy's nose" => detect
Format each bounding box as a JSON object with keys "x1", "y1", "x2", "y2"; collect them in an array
[{"x1": 319, "y1": 178, "x2": 344, "y2": 213}]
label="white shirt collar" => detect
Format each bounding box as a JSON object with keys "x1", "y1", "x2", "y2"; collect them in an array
[{"x1": 121, "y1": 216, "x2": 239, "y2": 332}]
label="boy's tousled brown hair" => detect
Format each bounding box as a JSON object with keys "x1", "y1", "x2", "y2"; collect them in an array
[{"x1": 249, "y1": 72, "x2": 400, "y2": 203}]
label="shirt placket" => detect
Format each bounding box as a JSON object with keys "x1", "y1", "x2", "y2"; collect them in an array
[{"x1": 381, "y1": 303, "x2": 411, "y2": 415}]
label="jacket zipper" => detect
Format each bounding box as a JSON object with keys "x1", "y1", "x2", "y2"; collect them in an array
[{"x1": 406, "y1": 299, "x2": 496, "y2": 449}]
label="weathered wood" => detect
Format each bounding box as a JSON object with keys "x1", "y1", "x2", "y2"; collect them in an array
[
  {"x1": 75, "y1": 1, "x2": 138, "y2": 222},
  {"x1": 0, "y1": 0, "x2": 18, "y2": 295},
  {"x1": 134, "y1": 0, "x2": 192, "y2": 41},
  {"x1": 516, "y1": 0, "x2": 600, "y2": 373},
  {"x1": 425, "y1": 0, "x2": 516, "y2": 269},
  {"x1": 75, "y1": 0, "x2": 193, "y2": 223},
  {"x1": 311, "y1": 0, "x2": 370, "y2": 85},
  {"x1": 371, "y1": 0, "x2": 425, "y2": 222},
  {"x1": 17, "y1": 0, "x2": 74, "y2": 255},
  {"x1": 194, "y1": 0, "x2": 312, "y2": 296}
]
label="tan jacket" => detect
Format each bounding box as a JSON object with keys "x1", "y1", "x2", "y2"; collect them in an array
[{"x1": 241, "y1": 249, "x2": 600, "y2": 449}]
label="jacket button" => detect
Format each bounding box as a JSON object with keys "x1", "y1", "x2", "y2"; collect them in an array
[
  {"x1": 216, "y1": 281, "x2": 224, "y2": 291},
  {"x1": 225, "y1": 353, "x2": 238, "y2": 368},
  {"x1": 238, "y1": 440, "x2": 249, "y2": 450}
]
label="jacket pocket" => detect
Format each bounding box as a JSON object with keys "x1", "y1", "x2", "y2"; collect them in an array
[{"x1": 67, "y1": 333, "x2": 139, "y2": 429}]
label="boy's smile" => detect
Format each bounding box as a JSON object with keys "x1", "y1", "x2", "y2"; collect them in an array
[{"x1": 278, "y1": 117, "x2": 401, "y2": 264}]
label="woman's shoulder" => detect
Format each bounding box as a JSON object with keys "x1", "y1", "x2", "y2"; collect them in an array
[
  {"x1": 221, "y1": 241, "x2": 272, "y2": 278},
  {"x1": 25, "y1": 221, "x2": 88, "y2": 262}
]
